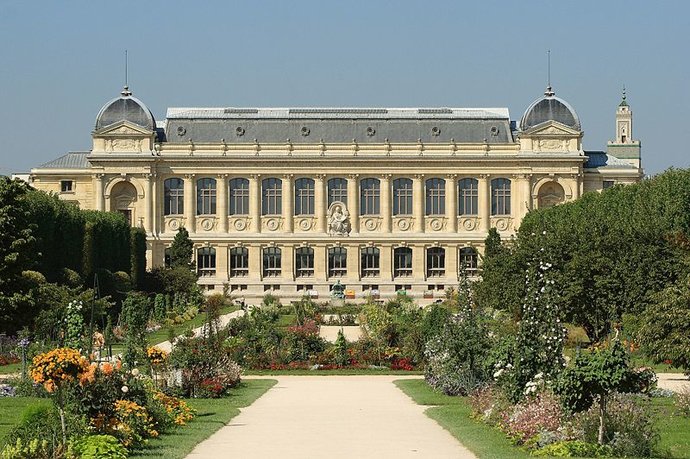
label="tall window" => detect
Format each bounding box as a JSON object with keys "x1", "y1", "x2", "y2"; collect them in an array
[
  {"x1": 328, "y1": 247, "x2": 347, "y2": 277},
  {"x1": 295, "y1": 247, "x2": 314, "y2": 277},
  {"x1": 197, "y1": 247, "x2": 216, "y2": 277},
  {"x1": 425, "y1": 178, "x2": 446, "y2": 215},
  {"x1": 294, "y1": 178, "x2": 315, "y2": 215},
  {"x1": 328, "y1": 178, "x2": 348, "y2": 206},
  {"x1": 196, "y1": 178, "x2": 217, "y2": 215},
  {"x1": 427, "y1": 247, "x2": 445, "y2": 277},
  {"x1": 360, "y1": 178, "x2": 380, "y2": 215},
  {"x1": 458, "y1": 178, "x2": 478, "y2": 216},
  {"x1": 491, "y1": 178, "x2": 511, "y2": 215},
  {"x1": 164, "y1": 178, "x2": 184, "y2": 215},
  {"x1": 360, "y1": 247, "x2": 380, "y2": 277},
  {"x1": 229, "y1": 247, "x2": 249, "y2": 277},
  {"x1": 262, "y1": 178, "x2": 282, "y2": 215},
  {"x1": 229, "y1": 178, "x2": 249, "y2": 215},
  {"x1": 263, "y1": 247, "x2": 281, "y2": 277},
  {"x1": 393, "y1": 178, "x2": 413, "y2": 215},
  {"x1": 459, "y1": 247, "x2": 478, "y2": 276},
  {"x1": 393, "y1": 247, "x2": 413, "y2": 278}
]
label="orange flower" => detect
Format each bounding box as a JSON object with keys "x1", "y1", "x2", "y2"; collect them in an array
[{"x1": 102, "y1": 362, "x2": 113, "y2": 375}]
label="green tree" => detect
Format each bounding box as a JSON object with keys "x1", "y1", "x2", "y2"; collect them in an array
[
  {"x1": 169, "y1": 227, "x2": 194, "y2": 270},
  {"x1": 638, "y1": 275, "x2": 690, "y2": 373},
  {"x1": 120, "y1": 292, "x2": 150, "y2": 368},
  {"x1": 557, "y1": 338, "x2": 655, "y2": 444},
  {"x1": 130, "y1": 227, "x2": 147, "y2": 289}
]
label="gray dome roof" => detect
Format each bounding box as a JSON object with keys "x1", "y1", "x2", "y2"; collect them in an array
[
  {"x1": 95, "y1": 86, "x2": 155, "y2": 131},
  {"x1": 519, "y1": 88, "x2": 581, "y2": 132}
]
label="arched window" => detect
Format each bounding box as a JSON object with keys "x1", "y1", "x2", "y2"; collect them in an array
[
  {"x1": 164, "y1": 178, "x2": 184, "y2": 215},
  {"x1": 360, "y1": 178, "x2": 380, "y2": 215},
  {"x1": 393, "y1": 247, "x2": 413, "y2": 278},
  {"x1": 360, "y1": 247, "x2": 380, "y2": 277},
  {"x1": 229, "y1": 178, "x2": 249, "y2": 215},
  {"x1": 295, "y1": 247, "x2": 314, "y2": 277},
  {"x1": 196, "y1": 178, "x2": 217, "y2": 215},
  {"x1": 537, "y1": 181, "x2": 565, "y2": 209},
  {"x1": 229, "y1": 247, "x2": 249, "y2": 277},
  {"x1": 328, "y1": 247, "x2": 347, "y2": 277},
  {"x1": 262, "y1": 178, "x2": 282, "y2": 215},
  {"x1": 458, "y1": 178, "x2": 478, "y2": 216},
  {"x1": 425, "y1": 178, "x2": 446, "y2": 215},
  {"x1": 328, "y1": 178, "x2": 348, "y2": 206},
  {"x1": 295, "y1": 178, "x2": 315, "y2": 215},
  {"x1": 491, "y1": 178, "x2": 511, "y2": 216},
  {"x1": 393, "y1": 178, "x2": 413, "y2": 216},
  {"x1": 197, "y1": 247, "x2": 216, "y2": 277},
  {"x1": 427, "y1": 247, "x2": 445, "y2": 277},
  {"x1": 459, "y1": 247, "x2": 478, "y2": 276},
  {"x1": 263, "y1": 247, "x2": 281, "y2": 277}
]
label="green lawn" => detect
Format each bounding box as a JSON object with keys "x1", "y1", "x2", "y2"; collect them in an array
[
  {"x1": 129, "y1": 378, "x2": 276, "y2": 459},
  {"x1": 0, "y1": 397, "x2": 50, "y2": 440},
  {"x1": 394, "y1": 379, "x2": 531, "y2": 459},
  {"x1": 652, "y1": 396, "x2": 690, "y2": 458},
  {"x1": 145, "y1": 305, "x2": 240, "y2": 346},
  {"x1": 0, "y1": 362, "x2": 21, "y2": 375}
]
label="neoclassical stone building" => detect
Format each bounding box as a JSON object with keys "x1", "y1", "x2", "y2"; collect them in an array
[{"x1": 30, "y1": 84, "x2": 642, "y2": 300}]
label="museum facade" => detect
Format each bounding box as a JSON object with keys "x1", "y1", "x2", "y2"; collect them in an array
[{"x1": 29, "y1": 85, "x2": 642, "y2": 300}]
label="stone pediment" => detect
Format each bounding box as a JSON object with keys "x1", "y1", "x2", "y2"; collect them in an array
[
  {"x1": 93, "y1": 120, "x2": 153, "y2": 138},
  {"x1": 521, "y1": 120, "x2": 581, "y2": 137}
]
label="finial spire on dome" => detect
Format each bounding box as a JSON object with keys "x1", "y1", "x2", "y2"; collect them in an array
[
  {"x1": 619, "y1": 84, "x2": 629, "y2": 107},
  {"x1": 121, "y1": 85, "x2": 132, "y2": 97},
  {"x1": 120, "y1": 50, "x2": 132, "y2": 97},
  {"x1": 544, "y1": 50, "x2": 555, "y2": 97}
]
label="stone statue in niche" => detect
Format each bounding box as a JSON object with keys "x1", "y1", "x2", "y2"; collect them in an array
[{"x1": 328, "y1": 201, "x2": 351, "y2": 236}]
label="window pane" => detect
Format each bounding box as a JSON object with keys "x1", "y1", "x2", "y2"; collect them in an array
[
  {"x1": 263, "y1": 247, "x2": 282, "y2": 277},
  {"x1": 197, "y1": 247, "x2": 216, "y2": 277},
  {"x1": 164, "y1": 178, "x2": 184, "y2": 215},
  {"x1": 360, "y1": 178, "x2": 380, "y2": 216},
  {"x1": 328, "y1": 247, "x2": 347, "y2": 277},
  {"x1": 328, "y1": 178, "x2": 348, "y2": 206},
  {"x1": 393, "y1": 247, "x2": 413, "y2": 278},
  {"x1": 459, "y1": 247, "x2": 478, "y2": 275},
  {"x1": 426, "y1": 247, "x2": 445, "y2": 277},
  {"x1": 491, "y1": 178, "x2": 511, "y2": 216},
  {"x1": 360, "y1": 247, "x2": 380, "y2": 277},
  {"x1": 295, "y1": 247, "x2": 314, "y2": 277},
  {"x1": 295, "y1": 178, "x2": 315, "y2": 215},
  {"x1": 393, "y1": 178, "x2": 413, "y2": 216},
  {"x1": 425, "y1": 178, "x2": 446, "y2": 216},
  {"x1": 229, "y1": 178, "x2": 249, "y2": 215},
  {"x1": 262, "y1": 178, "x2": 283, "y2": 215},
  {"x1": 458, "y1": 178, "x2": 478, "y2": 216},
  {"x1": 196, "y1": 178, "x2": 217, "y2": 215},
  {"x1": 230, "y1": 247, "x2": 249, "y2": 277}
]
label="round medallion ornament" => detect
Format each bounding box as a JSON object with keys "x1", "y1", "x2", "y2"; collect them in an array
[
  {"x1": 176, "y1": 126, "x2": 186, "y2": 136},
  {"x1": 299, "y1": 219, "x2": 312, "y2": 230},
  {"x1": 430, "y1": 218, "x2": 443, "y2": 231},
  {"x1": 462, "y1": 219, "x2": 476, "y2": 231},
  {"x1": 236, "y1": 127, "x2": 245, "y2": 137},
  {"x1": 364, "y1": 218, "x2": 377, "y2": 231},
  {"x1": 234, "y1": 219, "x2": 247, "y2": 231},
  {"x1": 169, "y1": 219, "x2": 180, "y2": 230},
  {"x1": 301, "y1": 127, "x2": 310, "y2": 136},
  {"x1": 398, "y1": 219, "x2": 410, "y2": 231},
  {"x1": 495, "y1": 218, "x2": 509, "y2": 231},
  {"x1": 431, "y1": 126, "x2": 441, "y2": 136},
  {"x1": 366, "y1": 127, "x2": 376, "y2": 137},
  {"x1": 201, "y1": 218, "x2": 214, "y2": 231},
  {"x1": 266, "y1": 218, "x2": 279, "y2": 231}
]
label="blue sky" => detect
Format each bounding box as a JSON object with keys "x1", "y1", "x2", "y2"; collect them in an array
[{"x1": 1, "y1": 0, "x2": 687, "y2": 175}]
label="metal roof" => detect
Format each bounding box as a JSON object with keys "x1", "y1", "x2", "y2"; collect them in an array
[
  {"x1": 37, "y1": 152, "x2": 89, "y2": 169},
  {"x1": 584, "y1": 151, "x2": 633, "y2": 169}
]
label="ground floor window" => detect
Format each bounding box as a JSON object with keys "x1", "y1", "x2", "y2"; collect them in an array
[
  {"x1": 197, "y1": 247, "x2": 216, "y2": 277},
  {"x1": 360, "y1": 247, "x2": 380, "y2": 278},
  {"x1": 459, "y1": 247, "x2": 478, "y2": 276},
  {"x1": 328, "y1": 247, "x2": 347, "y2": 277},
  {"x1": 295, "y1": 247, "x2": 314, "y2": 278},
  {"x1": 393, "y1": 247, "x2": 413, "y2": 278},
  {"x1": 230, "y1": 247, "x2": 249, "y2": 277},
  {"x1": 263, "y1": 247, "x2": 281, "y2": 278},
  {"x1": 426, "y1": 247, "x2": 445, "y2": 278}
]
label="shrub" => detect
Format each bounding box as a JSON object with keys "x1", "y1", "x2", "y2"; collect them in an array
[
  {"x1": 69, "y1": 435, "x2": 127, "y2": 459},
  {"x1": 21, "y1": 270, "x2": 46, "y2": 286},
  {"x1": 570, "y1": 393, "x2": 659, "y2": 457},
  {"x1": 532, "y1": 440, "x2": 612, "y2": 457},
  {"x1": 469, "y1": 384, "x2": 512, "y2": 426},
  {"x1": 676, "y1": 387, "x2": 690, "y2": 417},
  {"x1": 0, "y1": 438, "x2": 51, "y2": 459},
  {"x1": 501, "y1": 391, "x2": 563, "y2": 445}
]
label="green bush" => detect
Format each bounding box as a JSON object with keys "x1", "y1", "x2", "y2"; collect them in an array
[
  {"x1": 70, "y1": 435, "x2": 127, "y2": 459},
  {"x1": 533, "y1": 440, "x2": 612, "y2": 457},
  {"x1": 0, "y1": 438, "x2": 51, "y2": 459},
  {"x1": 21, "y1": 270, "x2": 46, "y2": 286}
]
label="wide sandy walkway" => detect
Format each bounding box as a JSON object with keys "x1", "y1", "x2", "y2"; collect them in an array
[{"x1": 186, "y1": 376, "x2": 476, "y2": 458}]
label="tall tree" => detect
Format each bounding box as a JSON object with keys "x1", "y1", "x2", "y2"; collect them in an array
[{"x1": 169, "y1": 227, "x2": 194, "y2": 270}]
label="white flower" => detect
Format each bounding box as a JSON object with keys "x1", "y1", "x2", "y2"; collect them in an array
[
  {"x1": 493, "y1": 369, "x2": 504, "y2": 379},
  {"x1": 131, "y1": 369, "x2": 140, "y2": 377},
  {"x1": 534, "y1": 372, "x2": 544, "y2": 380},
  {"x1": 121, "y1": 385, "x2": 129, "y2": 393}
]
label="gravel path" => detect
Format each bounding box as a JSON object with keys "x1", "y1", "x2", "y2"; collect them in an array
[
  {"x1": 657, "y1": 373, "x2": 690, "y2": 393},
  {"x1": 186, "y1": 376, "x2": 476, "y2": 458},
  {"x1": 154, "y1": 310, "x2": 245, "y2": 353}
]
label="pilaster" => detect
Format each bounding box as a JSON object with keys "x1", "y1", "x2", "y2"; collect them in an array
[
  {"x1": 315, "y1": 174, "x2": 327, "y2": 233},
  {"x1": 184, "y1": 174, "x2": 196, "y2": 233},
  {"x1": 445, "y1": 174, "x2": 457, "y2": 233},
  {"x1": 379, "y1": 243, "x2": 393, "y2": 282},
  {"x1": 249, "y1": 174, "x2": 261, "y2": 233},
  {"x1": 216, "y1": 243, "x2": 229, "y2": 281},
  {"x1": 282, "y1": 244, "x2": 294, "y2": 281},
  {"x1": 478, "y1": 174, "x2": 490, "y2": 232},
  {"x1": 144, "y1": 174, "x2": 154, "y2": 234},
  {"x1": 380, "y1": 174, "x2": 392, "y2": 233},
  {"x1": 283, "y1": 174, "x2": 294, "y2": 233},
  {"x1": 93, "y1": 173, "x2": 105, "y2": 211},
  {"x1": 217, "y1": 174, "x2": 228, "y2": 233},
  {"x1": 347, "y1": 175, "x2": 359, "y2": 233},
  {"x1": 413, "y1": 174, "x2": 424, "y2": 233}
]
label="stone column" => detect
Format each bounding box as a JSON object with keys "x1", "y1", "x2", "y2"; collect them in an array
[
  {"x1": 249, "y1": 175, "x2": 261, "y2": 233},
  {"x1": 379, "y1": 244, "x2": 393, "y2": 282},
  {"x1": 347, "y1": 244, "x2": 360, "y2": 282},
  {"x1": 93, "y1": 174, "x2": 105, "y2": 211},
  {"x1": 446, "y1": 244, "x2": 458, "y2": 282},
  {"x1": 413, "y1": 244, "x2": 426, "y2": 283},
  {"x1": 184, "y1": 174, "x2": 196, "y2": 232},
  {"x1": 445, "y1": 174, "x2": 457, "y2": 233},
  {"x1": 216, "y1": 243, "x2": 229, "y2": 281},
  {"x1": 347, "y1": 174, "x2": 359, "y2": 233},
  {"x1": 313, "y1": 244, "x2": 327, "y2": 284},
  {"x1": 479, "y1": 174, "x2": 490, "y2": 232},
  {"x1": 144, "y1": 174, "x2": 154, "y2": 234},
  {"x1": 315, "y1": 175, "x2": 327, "y2": 233},
  {"x1": 249, "y1": 244, "x2": 262, "y2": 281},
  {"x1": 413, "y1": 174, "x2": 424, "y2": 233},
  {"x1": 380, "y1": 174, "x2": 392, "y2": 233},
  {"x1": 282, "y1": 244, "x2": 294, "y2": 281},
  {"x1": 153, "y1": 174, "x2": 161, "y2": 236},
  {"x1": 217, "y1": 174, "x2": 228, "y2": 233},
  {"x1": 282, "y1": 174, "x2": 294, "y2": 233}
]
